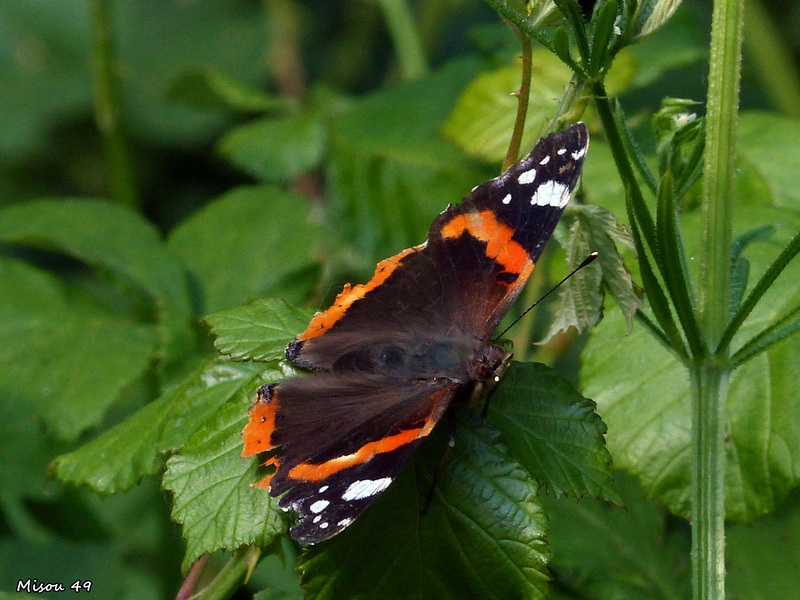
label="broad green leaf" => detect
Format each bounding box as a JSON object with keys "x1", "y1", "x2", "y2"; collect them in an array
[
  {"x1": 299, "y1": 419, "x2": 549, "y2": 600},
  {"x1": 163, "y1": 389, "x2": 284, "y2": 572},
  {"x1": 218, "y1": 113, "x2": 326, "y2": 182},
  {"x1": 582, "y1": 291, "x2": 800, "y2": 521},
  {"x1": 489, "y1": 362, "x2": 617, "y2": 502},
  {"x1": 205, "y1": 298, "x2": 313, "y2": 362},
  {"x1": 167, "y1": 67, "x2": 286, "y2": 113},
  {"x1": 442, "y1": 51, "x2": 572, "y2": 163},
  {"x1": 328, "y1": 59, "x2": 486, "y2": 263},
  {"x1": 0, "y1": 199, "x2": 194, "y2": 373},
  {"x1": 53, "y1": 359, "x2": 264, "y2": 494},
  {"x1": 727, "y1": 492, "x2": 800, "y2": 599},
  {"x1": 0, "y1": 256, "x2": 155, "y2": 441},
  {"x1": 544, "y1": 474, "x2": 690, "y2": 600},
  {"x1": 167, "y1": 186, "x2": 322, "y2": 313},
  {"x1": 738, "y1": 112, "x2": 800, "y2": 209}
]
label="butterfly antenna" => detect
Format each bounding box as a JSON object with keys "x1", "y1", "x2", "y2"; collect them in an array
[{"x1": 494, "y1": 252, "x2": 599, "y2": 341}]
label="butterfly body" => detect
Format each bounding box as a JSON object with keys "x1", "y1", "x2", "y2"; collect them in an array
[{"x1": 243, "y1": 123, "x2": 589, "y2": 543}]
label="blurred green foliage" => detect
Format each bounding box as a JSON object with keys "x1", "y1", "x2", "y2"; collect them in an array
[{"x1": 1, "y1": 1, "x2": 800, "y2": 599}]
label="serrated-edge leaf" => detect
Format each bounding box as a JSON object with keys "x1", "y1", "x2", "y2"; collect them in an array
[
  {"x1": 489, "y1": 362, "x2": 618, "y2": 503},
  {"x1": 205, "y1": 298, "x2": 314, "y2": 362},
  {"x1": 52, "y1": 358, "x2": 264, "y2": 494},
  {"x1": 541, "y1": 219, "x2": 604, "y2": 343},
  {"x1": 163, "y1": 392, "x2": 284, "y2": 572}
]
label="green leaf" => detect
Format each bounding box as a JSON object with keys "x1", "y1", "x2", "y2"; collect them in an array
[
  {"x1": 546, "y1": 204, "x2": 642, "y2": 341},
  {"x1": 0, "y1": 256, "x2": 155, "y2": 440},
  {"x1": 167, "y1": 186, "x2": 322, "y2": 313},
  {"x1": 727, "y1": 492, "x2": 800, "y2": 599},
  {"x1": 0, "y1": 199, "x2": 194, "y2": 373},
  {"x1": 166, "y1": 67, "x2": 287, "y2": 113},
  {"x1": 163, "y1": 390, "x2": 284, "y2": 573},
  {"x1": 205, "y1": 298, "x2": 313, "y2": 362},
  {"x1": 581, "y1": 296, "x2": 800, "y2": 521},
  {"x1": 655, "y1": 173, "x2": 703, "y2": 357},
  {"x1": 729, "y1": 225, "x2": 775, "y2": 316},
  {"x1": 298, "y1": 419, "x2": 549, "y2": 599},
  {"x1": 588, "y1": 0, "x2": 618, "y2": 77},
  {"x1": 545, "y1": 474, "x2": 690, "y2": 600},
  {"x1": 52, "y1": 359, "x2": 265, "y2": 494},
  {"x1": 328, "y1": 59, "x2": 485, "y2": 262},
  {"x1": 632, "y1": 0, "x2": 683, "y2": 40},
  {"x1": 218, "y1": 113, "x2": 326, "y2": 182},
  {"x1": 489, "y1": 362, "x2": 617, "y2": 502},
  {"x1": 738, "y1": 112, "x2": 800, "y2": 209},
  {"x1": 482, "y1": 0, "x2": 564, "y2": 35},
  {"x1": 442, "y1": 51, "x2": 573, "y2": 163}
]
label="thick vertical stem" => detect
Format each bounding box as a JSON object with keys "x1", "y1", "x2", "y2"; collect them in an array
[
  {"x1": 690, "y1": 365, "x2": 728, "y2": 600},
  {"x1": 89, "y1": 0, "x2": 139, "y2": 209},
  {"x1": 695, "y1": 0, "x2": 745, "y2": 596}
]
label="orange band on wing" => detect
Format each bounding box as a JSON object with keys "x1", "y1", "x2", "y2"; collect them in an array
[
  {"x1": 287, "y1": 420, "x2": 434, "y2": 482},
  {"x1": 440, "y1": 209, "x2": 533, "y2": 277},
  {"x1": 297, "y1": 245, "x2": 422, "y2": 341},
  {"x1": 242, "y1": 388, "x2": 279, "y2": 457}
]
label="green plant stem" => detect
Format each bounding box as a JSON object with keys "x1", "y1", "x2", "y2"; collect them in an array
[
  {"x1": 375, "y1": 0, "x2": 428, "y2": 79},
  {"x1": 743, "y1": 0, "x2": 800, "y2": 117},
  {"x1": 89, "y1": 0, "x2": 139, "y2": 209},
  {"x1": 503, "y1": 27, "x2": 531, "y2": 172},
  {"x1": 192, "y1": 546, "x2": 261, "y2": 600},
  {"x1": 690, "y1": 364, "x2": 728, "y2": 600},
  {"x1": 694, "y1": 0, "x2": 745, "y2": 597}
]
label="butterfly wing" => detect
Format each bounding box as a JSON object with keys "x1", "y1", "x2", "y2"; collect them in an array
[{"x1": 243, "y1": 375, "x2": 458, "y2": 543}]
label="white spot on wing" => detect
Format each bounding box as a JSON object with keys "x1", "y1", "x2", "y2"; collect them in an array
[
  {"x1": 517, "y1": 168, "x2": 536, "y2": 184},
  {"x1": 571, "y1": 146, "x2": 586, "y2": 160},
  {"x1": 557, "y1": 148, "x2": 567, "y2": 156},
  {"x1": 530, "y1": 181, "x2": 570, "y2": 207},
  {"x1": 319, "y1": 522, "x2": 329, "y2": 529},
  {"x1": 539, "y1": 155, "x2": 550, "y2": 165},
  {"x1": 338, "y1": 518, "x2": 353, "y2": 528},
  {"x1": 501, "y1": 193, "x2": 512, "y2": 205},
  {"x1": 342, "y1": 477, "x2": 393, "y2": 501},
  {"x1": 313, "y1": 515, "x2": 322, "y2": 524},
  {"x1": 310, "y1": 499, "x2": 330, "y2": 514},
  {"x1": 318, "y1": 485, "x2": 329, "y2": 493}
]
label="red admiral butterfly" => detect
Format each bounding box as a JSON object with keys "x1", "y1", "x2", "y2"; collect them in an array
[{"x1": 243, "y1": 123, "x2": 589, "y2": 543}]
